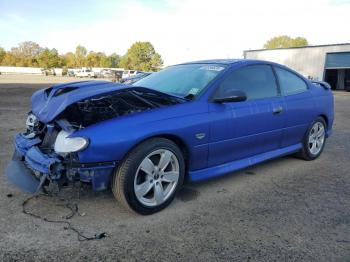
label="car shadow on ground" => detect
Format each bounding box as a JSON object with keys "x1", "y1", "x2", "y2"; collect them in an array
[
  {"x1": 14, "y1": 153, "x2": 297, "y2": 226},
  {"x1": 34, "y1": 154, "x2": 297, "y2": 210},
  {"x1": 181, "y1": 154, "x2": 297, "y2": 198}
]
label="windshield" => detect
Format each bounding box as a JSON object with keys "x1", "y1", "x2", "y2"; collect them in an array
[{"x1": 133, "y1": 63, "x2": 226, "y2": 98}]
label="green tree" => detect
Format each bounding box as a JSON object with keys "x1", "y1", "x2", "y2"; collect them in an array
[
  {"x1": 120, "y1": 42, "x2": 163, "y2": 71},
  {"x1": 119, "y1": 55, "x2": 130, "y2": 69},
  {"x1": 75, "y1": 45, "x2": 87, "y2": 67},
  {"x1": 10, "y1": 41, "x2": 43, "y2": 66},
  {"x1": 100, "y1": 55, "x2": 110, "y2": 67},
  {"x1": 87, "y1": 51, "x2": 102, "y2": 67},
  {"x1": 264, "y1": 35, "x2": 308, "y2": 49},
  {"x1": 1, "y1": 52, "x2": 17, "y2": 66},
  {"x1": 62, "y1": 52, "x2": 76, "y2": 67},
  {"x1": 98, "y1": 53, "x2": 120, "y2": 68},
  {"x1": 293, "y1": 37, "x2": 309, "y2": 47},
  {"x1": 107, "y1": 53, "x2": 121, "y2": 68},
  {"x1": 0, "y1": 42, "x2": 121, "y2": 68},
  {"x1": 0, "y1": 47, "x2": 6, "y2": 64},
  {"x1": 37, "y1": 48, "x2": 61, "y2": 68}
]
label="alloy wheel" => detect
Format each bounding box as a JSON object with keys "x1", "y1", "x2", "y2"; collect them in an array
[
  {"x1": 134, "y1": 149, "x2": 180, "y2": 207},
  {"x1": 308, "y1": 121, "x2": 325, "y2": 155}
]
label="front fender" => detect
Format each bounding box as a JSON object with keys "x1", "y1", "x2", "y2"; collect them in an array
[{"x1": 74, "y1": 103, "x2": 210, "y2": 171}]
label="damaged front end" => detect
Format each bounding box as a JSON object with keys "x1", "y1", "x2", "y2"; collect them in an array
[
  {"x1": 6, "y1": 114, "x2": 116, "y2": 194},
  {"x1": 6, "y1": 82, "x2": 183, "y2": 194}
]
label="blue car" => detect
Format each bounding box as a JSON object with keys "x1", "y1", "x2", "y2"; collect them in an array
[{"x1": 6, "y1": 59, "x2": 334, "y2": 214}]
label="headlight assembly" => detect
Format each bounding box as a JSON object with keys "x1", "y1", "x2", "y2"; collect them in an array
[{"x1": 54, "y1": 130, "x2": 88, "y2": 154}]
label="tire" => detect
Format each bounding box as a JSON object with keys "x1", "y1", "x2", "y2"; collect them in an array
[
  {"x1": 112, "y1": 138, "x2": 185, "y2": 215},
  {"x1": 297, "y1": 117, "x2": 327, "y2": 161}
]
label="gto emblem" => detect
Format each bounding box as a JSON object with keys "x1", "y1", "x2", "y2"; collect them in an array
[{"x1": 195, "y1": 133, "x2": 206, "y2": 140}]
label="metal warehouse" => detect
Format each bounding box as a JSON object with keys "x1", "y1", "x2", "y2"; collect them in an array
[{"x1": 244, "y1": 43, "x2": 350, "y2": 91}]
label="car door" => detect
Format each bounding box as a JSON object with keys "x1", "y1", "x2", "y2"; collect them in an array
[
  {"x1": 208, "y1": 64, "x2": 286, "y2": 167},
  {"x1": 274, "y1": 66, "x2": 315, "y2": 147}
]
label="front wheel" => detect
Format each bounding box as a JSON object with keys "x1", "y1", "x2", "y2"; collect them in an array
[
  {"x1": 112, "y1": 138, "x2": 185, "y2": 215},
  {"x1": 298, "y1": 117, "x2": 327, "y2": 160}
]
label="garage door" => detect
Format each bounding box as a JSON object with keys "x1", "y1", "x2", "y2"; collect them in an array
[{"x1": 325, "y1": 52, "x2": 350, "y2": 69}]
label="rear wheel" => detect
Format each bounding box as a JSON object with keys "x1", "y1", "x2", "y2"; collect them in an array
[
  {"x1": 112, "y1": 138, "x2": 185, "y2": 215},
  {"x1": 298, "y1": 117, "x2": 327, "y2": 160}
]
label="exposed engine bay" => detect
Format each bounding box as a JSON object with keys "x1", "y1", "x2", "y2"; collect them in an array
[
  {"x1": 23, "y1": 87, "x2": 184, "y2": 158},
  {"x1": 58, "y1": 88, "x2": 183, "y2": 128}
]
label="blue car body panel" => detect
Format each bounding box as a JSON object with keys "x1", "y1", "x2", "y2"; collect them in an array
[
  {"x1": 31, "y1": 80, "x2": 124, "y2": 123},
  {"x1": 6, "y1": 59, "x2": 334, "y2": 192}
]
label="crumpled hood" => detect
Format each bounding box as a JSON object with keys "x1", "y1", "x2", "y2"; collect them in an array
[{"x1": 31, "y1": 81, "x2": 127, "y2": 123}]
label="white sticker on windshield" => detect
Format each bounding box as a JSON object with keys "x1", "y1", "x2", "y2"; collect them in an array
[
  {"x1": 189, "y1": 88, "x2": 200, "y2": 95},
  {"x1": 199, "y1": 65, "x2": 225, "y2": 71}
]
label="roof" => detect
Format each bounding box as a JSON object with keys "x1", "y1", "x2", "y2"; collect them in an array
[
  {"x1": 244, "y1": 43, "x2": 350, "y2": 53},
  {"x1": 180, "y1": 59, "x2": 243, "y2": 65}
]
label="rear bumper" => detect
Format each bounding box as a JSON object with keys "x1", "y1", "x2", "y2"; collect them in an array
[{"x1": 6, "y1": 133, "x2": 116, "y2": 193}]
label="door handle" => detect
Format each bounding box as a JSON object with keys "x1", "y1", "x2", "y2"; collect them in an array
[{"x1": 273, "y1": 106, "x2": 283, "y2": 115}]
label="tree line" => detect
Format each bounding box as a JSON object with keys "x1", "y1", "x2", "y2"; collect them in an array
[
  {"x1": 0, "y1": 36, "x2": 307, "y2": 71},
  {"x1": 0, "y1": 41, "x2": 163, "y2": 71},
  {"x1": 264, "y1": 35, "x2": 308, "y2": 49}
]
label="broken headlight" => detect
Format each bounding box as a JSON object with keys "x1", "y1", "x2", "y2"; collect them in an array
[
  {"x1": 24, "y1": 113, "x2": 44, "y2": 138},
  {"x1": 26, "y1": 113, "x2": 39, "y2": 128},
  {"x1": 54, "y1": 130, "x2": 88, "y2": 154}
]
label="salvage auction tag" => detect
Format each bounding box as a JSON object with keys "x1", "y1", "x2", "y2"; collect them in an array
[
  {"x1": 189, "y1": 88, "x2": 200, "y2": 95},
  {"x1": 199, "y1": 65, "x2": 225, "y2": 71}
]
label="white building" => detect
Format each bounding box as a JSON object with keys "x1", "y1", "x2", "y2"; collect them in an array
[
  {"x1": 244, "y1": 43, "x2": 350, "y2": 91},
  {"x1": 0, "y1": 66, "x2": 43, "y2": 75}
]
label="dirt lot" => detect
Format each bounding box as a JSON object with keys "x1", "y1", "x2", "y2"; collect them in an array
[{"x1": 0, "y1": 75, "x2": 349, "y2": 261}]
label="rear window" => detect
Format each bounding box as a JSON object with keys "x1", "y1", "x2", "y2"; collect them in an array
[{"x1": 275, "y1": 67, "x2": 308, "y2": 95}]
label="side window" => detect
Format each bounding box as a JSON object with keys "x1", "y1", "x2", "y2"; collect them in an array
[
  {"x1": 275, "y1": 67, "x2": 308, "y2": 95},
  {"x1": 217, "y1": 65, "x2": 278, "y2": 100}
]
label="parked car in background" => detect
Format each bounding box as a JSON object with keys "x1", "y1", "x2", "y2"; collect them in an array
[
  {"x1": 5, "y1": 59, "x2": 334, "y2": 215},
  {"x1": 120, "y1": 72, "x2": 152, "y2": 85},
  {"x1": 76, "y1": 69, "x2": 96, "y2": 78},
  {"x1": 122, "y1": 70, "x2": 140, "y2": 79},
  {"x1": 67, "y1": 70, "x2": 75, "y2": 77},
  {"x1": 99, "y1": 69, "x2": 113, "y2": 78}
]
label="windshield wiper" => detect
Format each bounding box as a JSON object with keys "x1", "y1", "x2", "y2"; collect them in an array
[
  {"x1": 129, "y1": 86, "x2": 188, "y2": 104},
  {"x1": 128, "y1": 90, "x2": 161, "y2": 108},
  {"x1": 183, "y1": 94, "x2": 195, "y2": 100}
]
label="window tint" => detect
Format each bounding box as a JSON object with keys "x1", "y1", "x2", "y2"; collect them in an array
[
  {"x1": 275, "y1": 67, "x2": 307, "y2": 95},
  {"x1": 217, "y1": 65, "x2": 278, "y2": 100}
]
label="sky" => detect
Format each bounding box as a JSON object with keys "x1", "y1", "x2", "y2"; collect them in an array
[{"x1": 0, "y1": 0, "x2": 350, "y2": 65}]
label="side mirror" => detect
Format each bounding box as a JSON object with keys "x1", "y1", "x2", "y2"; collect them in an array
[{"x1": 213, "y1": 90, "x2": 247, "y2": 103}]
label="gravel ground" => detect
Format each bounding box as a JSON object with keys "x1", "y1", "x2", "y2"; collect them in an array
[{"x1": 0, "y1": 76, "x2": 349, "y2": 261}]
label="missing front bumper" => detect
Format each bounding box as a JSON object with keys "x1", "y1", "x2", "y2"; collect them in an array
[
  {"x1": 6, "y1": 158, "x2": 41, "y2": 194},
  {"x1": 6, "y1": 133, "x2": 117, "y2": 193},
  {"x1": 5, "y1": 151, "x2": 48, "y2": 194}
]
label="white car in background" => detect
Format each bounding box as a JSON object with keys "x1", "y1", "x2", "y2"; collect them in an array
[
  {"x1": 122, "y1": 70, "x2": 141, "y2": 79},
  {"x1": 76, "y1": 69, "x2": 96, "y2": 78}
]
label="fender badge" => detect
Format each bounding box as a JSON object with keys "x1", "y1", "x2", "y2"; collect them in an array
[{"x1": 195, "y1": 133, "x2": 206, "y2": 140}]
